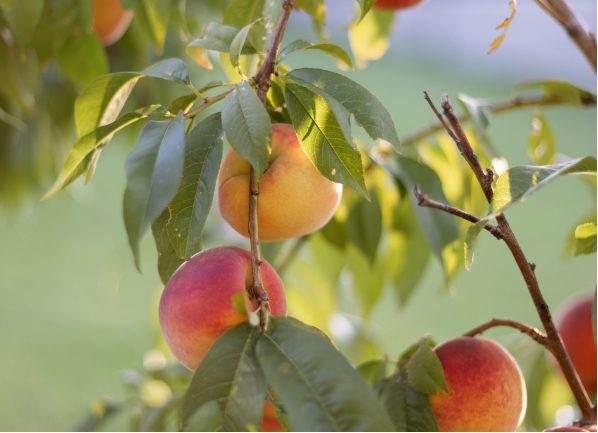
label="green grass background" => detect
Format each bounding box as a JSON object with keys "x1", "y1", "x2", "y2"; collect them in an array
[{"x1": 0, "y1": 44, "x2": 596, "y2": 431}]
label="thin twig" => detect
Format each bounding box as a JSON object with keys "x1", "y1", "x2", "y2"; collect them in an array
[
  {"x1": 463, "y1": 317, "x2": 549, "y2": 347},
  {"x1": 414, "y1": 185, "x2": 502, "y2": 240},
  {"x1": 245, "y1": 0, "x2": 295, "y2": 332},
  {"x1": 275, "y1": 235, "x2": 310, "y2": 275},
  {"x1": 402, "y1": 93, "x2": 596, "y2": 147},
  {"x1": 421, "y1": 93, "x2": 595, "y2": 422},
  {"x1": 183, "y1": 89, "x2": 234, "y2": 118},
  {"x1": 537, "y1": 0, "x2": 597, "y2": 72}
]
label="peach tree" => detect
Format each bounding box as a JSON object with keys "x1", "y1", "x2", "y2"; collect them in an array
[{"x1": 1, "y1": 0, "x2": 596, "y2": 431}]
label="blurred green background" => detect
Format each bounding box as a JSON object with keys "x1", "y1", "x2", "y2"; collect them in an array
[{"x1": 0, "y1": 0, "x2": 596, "y2": 431}]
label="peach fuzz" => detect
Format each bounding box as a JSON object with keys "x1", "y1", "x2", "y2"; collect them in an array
[
  {"x1": 554, "y1": 292, "x2": 597, "y2": 393},
  {"x1": 159, "y1": 247, "x2": 286, "y2": 371},
  {"x1": 429, "y1": 337, "x2": 527, "y2": 432},
  {"x1": 92, "y1": 0, "x2": 133, "y2": 46},
  {"x1": 218, "y1": 123, "x2": 342, "y2": 241}
]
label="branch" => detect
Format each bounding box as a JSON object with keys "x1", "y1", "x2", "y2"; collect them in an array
[
  {"x1": 536, "y1": 0, "x2": 597, "y2": 72},
  {"x1": 402, "y1": 93, "x2": 596, "y2": 147},
  {"x1": 420, "y1": 93, "x2": 595, "y2": 422},
  {"x1": 183, "y1": 89, "x2": 234, "y2": 118},
  {"x1": 414, "y1": 185, "x2": 502, "y2": 240},
  {"x1": 245, "y1": 0, "x2": 295, "y2": 332},
  {"x1": 463, "y1": 318, "x2": 549, "y2": 347}
]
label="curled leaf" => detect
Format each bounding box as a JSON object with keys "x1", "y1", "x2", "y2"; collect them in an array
[{"x1": 487, "y1": 0, "x2": 517, "y2": 54}]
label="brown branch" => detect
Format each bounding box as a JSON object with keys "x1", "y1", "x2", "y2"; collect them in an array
[
  {"x1": 402, "y1": 93, "x2": 597, "y2": 147},
  {"x1": 536, "y1": 0, "x2": 597, "y2": 72},
  {"x1": 183, "y1": 89, "x2": 234, "y2": 118},
  {"x1": 275, "y1": 235, "x2": 310, "y2": 275},
  {"x1": 463, "y1": 318, "x2": 549, "y2": 347},
  {"x1": 414, "y1": 185, "x2": 502, "y2": 240},
  {"x1": 421, "y1": 93, "x2": 595, "y2": 422},
  {"x1": 245, "y1": 0, "x2": 295, "y2": 332}
]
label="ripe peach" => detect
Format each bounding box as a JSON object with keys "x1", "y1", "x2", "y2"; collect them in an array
[
  {"x1": 554, "y1": 292, "x2": 597, "y2": 393},
  {"x1": 159, "y1": 247, "x2": 286, "y2": 371},
  {"x1": 218, "y1": 123, "x2": 342, "y2": 241},
  {"x1": 261, "y1": 401, "x2": 285, "y2": 432},
  {"x1": 429, "y1": 337, "x2": 527, "y2": 431},
  {"x1": 374, "y1": 0, "x2": 425, "y2": 11},
  {"x1": 92, "y1": 0, "x2": 133, "y2": 46}
]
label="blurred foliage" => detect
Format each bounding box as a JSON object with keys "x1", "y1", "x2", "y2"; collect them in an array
[{"x1": 1, "y1": 0, "x2": 596, "y2": 431}]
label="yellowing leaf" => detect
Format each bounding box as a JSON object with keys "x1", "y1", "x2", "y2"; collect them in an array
[{"x1": 487, "y1": 0, "x2": 517, "y2": 54}]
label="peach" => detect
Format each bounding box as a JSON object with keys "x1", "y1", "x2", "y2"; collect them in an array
[
  {"x1": 92, "y1": 0, "x2": 133, "y2": 46},
  {"x1": 429, "y1": 337, "x2": 527, "y2": 431},
  {"x1": 261, "y1": 401, "x2": 285, "y2": 432},
  {"x1": 374, "y1": 0, "x2": 425, "y2": 11},
  {"x1": 218, "y1": 123, "x2": 342, "y2": 241},
  {"x1": 554, "y1": 292, "x2": 597, "y2": 394},
  {"x1": 158, "y1": 247, "x2": 286, "y2": 371}
]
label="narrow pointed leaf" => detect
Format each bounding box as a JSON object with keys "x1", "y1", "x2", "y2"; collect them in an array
[
  {"x1": 75, "y1": 58, "x2": 189, "y2": 138},
  {"x1": 513, "y1": 80, "x2": 596, "y2": 107},
  {"x1": 463, "y1": 220, "x2": 486, "y2": 271},
  {"x1": 382, "y1": 371, "x2": 439, "y2": 432},
  {"x1": 288, "y1": 68, "x2": 400, "y2": 149},
  {"x1": 230, "y1": 21, "x2": 259, "y2": 70},
  {"x1": 285, "y1": 82, "x2": 367, "y2": 196},
  {"x1": 405, "y1": 341, "x2": 448, "y2": 395},
  {"x1": 221, "y1": 81, "x2": 271, "y2": 178},
  {"x1": 355, "y1": 0, "x2": 376, "y2": 21},
  {"x1": 123, "y1": 114, "x2": 186, "y2": 268},
  {"x1": 574, "y1": 222, "x2": 597, "y2": 255},
  {"x1": 42, "y1": 112, "x2": 148, "y2": 199},
  {"x1": 349, "y1": 8, "x2": 394, "y2": 68},
  {"x1": 279, "y1": 40, "x2": 353, "y2": 69},
  {"x1": 491, "y1": 156, "x2": 597, "y2": 214},
  {"x1": 346, "y1": 190, "x2": 382, "y2": 264},
  {"x1": 152, "y1": 113, "x2": 224, "y2": 284},
  {"x1": 256, "y1": 317, "x2": 394, "y2": 432},
  {"x1": 181, "y1": 323, "x2": 266, "y2": 432}
]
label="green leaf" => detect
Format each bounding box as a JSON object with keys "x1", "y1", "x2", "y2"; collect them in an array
[
  {"x1": 295, "y1": 0, "x2": 326, "y2": 36},
  {"x1": 392, "y1": 197, "x2": 430, "y2": 305},
  {"x1": 347, "y1": 244, "x2": 385, "y2": 317},
  {"x1": 0, "y1": 0, "x2": 44, "y2": 47},
  {"x1": 348, "y1": 8, "x2": 394, "y2": 68},
  {"x1": 222, "y1": 81, "x2": 271, "y2": 178},
  {"x1": 574, "y1": 222, "x2": 597, "y2": 256},
  {"x1": 355, "y1": 0, "x2": 376, "y2": 21},
  {"x1": 75, "y1": 58, "x2": 189, "y2": 138},
  {"x1": 57, "y1": 32, "x2": 108, "y2": 88},
  {"x1": 288, "y1": 68, "x2": 400, "y2": 149},
  {"x1": 181, "y1": 323, "x2": 266, "y2": 432},
  {"x1": 384, "y1": 156, "x2": 459, "y2": 266},
  {"x1": 285, "y1": 82, "x2": 367, "y2": 196},
  {"x1": 186, "y1": 22, "x2": 256, "y2": 59},
  {"x1": 42, "y1": 112, "x2": 149, "y2": 199},
  {"x1": 491, "y1": 156, "x2": 597, "y2": 215},
  {"x1": 229, "y1": 20, "x2": 260, "y2": 71},
  {"x1": 346, "y1": 190, "x2": 382, "y2": 264},
  {"x1": 279, "y1": 40, "x2": 353, "y2": 69},
  {"x1": 513, "y1": 80, "x2": 596, "y2": 107},
  {"x1": 463, "y1": 220, "x2": 486, "y2": 271},
  {"x1": 123, "y1": 114, "x2": 186, "y2": 269},
  {"x1": 256, "y1": 317, "x2": 394, "y2": 431},
  {"x1": 528, "y1": 113, "x2": 556, "y2": 165},
  {"x1": 405, "y1": 340, "x2": 448, "y2": 395},
  {"x1": 152, "y1": 113, "x2": 224, "y2": 284},
  {"x1": 184, "y1": 401, "x2": 224, "y2": 432},
  {"x1": 382, "y1": 371, "x2": 439, "y2": 432},
  {"x1": 357, "y1": 360, "x2": 389, "y2": 386},
  {"x1": 126, "y1": 0, "x2": 171, "y2": 52},
  {"x1": 223, "y1": 0, "x2": 267, "y2": 51}
]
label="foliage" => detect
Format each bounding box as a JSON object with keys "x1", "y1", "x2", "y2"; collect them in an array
[{"x1": 1, "y1": 0, "x2": 596, "y2": 431}]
